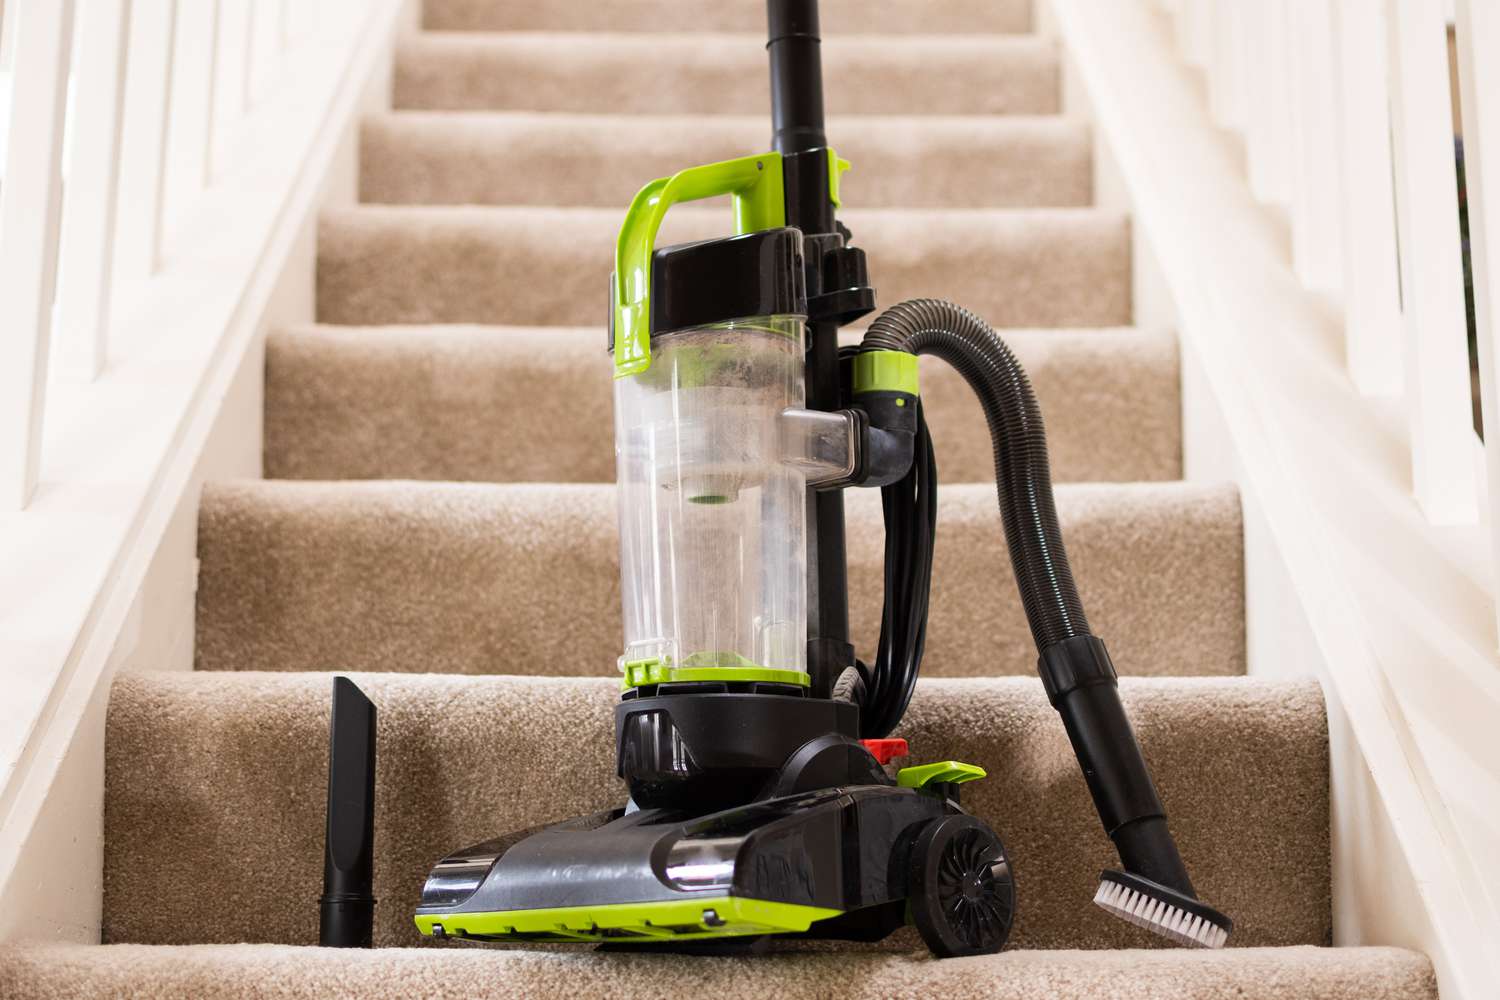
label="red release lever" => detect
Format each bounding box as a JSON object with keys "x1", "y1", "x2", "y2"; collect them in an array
[{"x1": 861, "y1": 738, "x2": 909, "y2": 765}]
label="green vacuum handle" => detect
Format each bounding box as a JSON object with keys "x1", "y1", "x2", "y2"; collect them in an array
[{"x1": 612, "y1": 152, "x2": 786, "y2": 378}]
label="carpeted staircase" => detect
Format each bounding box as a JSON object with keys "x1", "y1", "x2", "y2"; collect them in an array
[{"x1": 0, "y1": 1, "x2": 1438, "y2": 997}]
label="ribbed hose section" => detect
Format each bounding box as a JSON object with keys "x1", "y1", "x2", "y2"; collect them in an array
[{"x1": 861, "y1": 298, "x2": 1090, "y2": 651}]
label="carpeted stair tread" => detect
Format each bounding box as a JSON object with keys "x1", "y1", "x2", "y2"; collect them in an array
[
  {"x1": 359, "y1": 112, "x2": 1092, "y2": 209},
  {"x1": 422, "y1": 0, "x2": 1035, "y2": 35},
  {"x1": 193, "y1": 480, "x2": 1242, "y2": 679},
  {"x1": 394, "y1": 33, "x2": 1060, "y2": 115},
  {"x1": 100, "y1": 671, "x2": 1326, "y2": 950},
  {"x1": 0, "y1": 943, "x2": 1435, "y2": 999},
  {"x1": 316, "y1": 206, "x2": 1131, "y2": 328},
  {"x1": 264, "y1": 325, "x2": 1180, "y2": 484}
]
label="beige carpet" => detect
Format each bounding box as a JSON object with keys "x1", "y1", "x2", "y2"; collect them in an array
[
  {"x1": 421, "y1": 0, "x2": 1035, "y2": 35},
  {"x1": 360, "y1": 113, "x2": 1092, "y2": 209},
  {"x1": 395, "y1": 34, "x2": 1060, "y2": 115},
  {"x1": 264, "y1": 325, "x2": 1180, "y2": 484},
  {"x1": 0, "y1": 0, "x2": 1437, "y2": 994},
  {"x1": 0, "y1": 944, "x2": 1434, "y2": 1000},
  {"x1": 193, "y1": 480, "x2": 1244, "y2": 678},
  {"x1": 102, "y1": 673, "x2": 1327, "y2": 951},
  {"x1": 316, "y1": 206, "x2": 1132, "y2": 328}
]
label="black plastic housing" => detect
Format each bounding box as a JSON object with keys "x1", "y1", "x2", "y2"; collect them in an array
[
  {"x1": 615, "y1": 692, "x2": 864, "y2": 811},
  {"x1": 416, "y1": 785, "x2": 957, "y2": 933},
  {"x1": 607, "y1": 228, "x2": 806, "y2": 353},
  {"x1": 768, "y1": 0, "x2": 827, "y2": 156},
  {"x1": 851, "y1": 392, "x2": 918, "y2": 488},
  {"x1": 1041, "y1": 634, "x2": 1195, "y2": 894}
]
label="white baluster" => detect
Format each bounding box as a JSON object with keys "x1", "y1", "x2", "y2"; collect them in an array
[
  {"x1": 1289, "y1": 0, "x2": 1344, "y2": 294},
  {"x1": 0, "y1": 0, "x2": 20, "y2": 71},
  {"x1": 214, "y1": 0, "x2": 252, "y2": 124},
  {"x1": 0, "y1": 0, "x2": 76, "y2": 509},
  {"x1": 1211, "y1": 0, "x2": 1246, "y2": 131},
  {"x1": 55, "y1": 0, "x2": 134, "y2": 382},
  {"x1": 1245, "y1": 0, "x2": 1293, "y2": 206},
  {"x1": 1267, "y1": 0, "x2": 1297, "y2": 207},
  {"x1": 113, "y1": 0, "x2": 177, "y2": 281},
  {"x1": 1335, "y1": 0, "x2": 1402, "y2": 397},
  {"x1": 162, "y1": 0, "x2": 220, "y2": 231},
  {"x1": 1385, "y1": 0, "x2": 1478, "y2": 524},
  {"x1": 1455, "y1": 0, "x2": 1500, "y2": 626},
  {"x1": 240, "y1": 0, "x2": 257, "y2": 112},
  {"x1": 244, "y1": 0, "x2": 280, "y2": 104},
  {"x1": 1182, "y1": 0, "x2": 1213, "y2": 70}
]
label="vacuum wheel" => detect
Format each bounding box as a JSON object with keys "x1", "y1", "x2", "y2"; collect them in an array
[{"x1": 909, "y1": 814, "x2": 1015, "y2": 957}]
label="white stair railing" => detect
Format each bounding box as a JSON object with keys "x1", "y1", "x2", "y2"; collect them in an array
[
  {"x1": 1165, "y1": 0, "x2": 1500, "y2": 611},
  {"x1": 0, "y1": 0, "x2": 360, "y2": 511},
  {"x1": 1047, "y1": 2, "x2": 1500, "y2": 991},
  {"x1": 0, "y1": 0, "x2": 409, "y2": 940}
]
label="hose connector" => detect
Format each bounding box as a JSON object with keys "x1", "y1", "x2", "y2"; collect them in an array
[{"x1": 842, "y1": 349, "x2": 919, "y2": 488}]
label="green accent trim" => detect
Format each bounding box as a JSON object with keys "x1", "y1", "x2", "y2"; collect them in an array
[
  {"x1": 826, "y1": 148, "x2": 851, "y2": 208},
  {"x1": 613, "y1": 153, "x2": 786, "y2": 380},
  {"x1": 620, "y1": 656, "x2": 810, "y2": 691},
  {"x1": 852, "y1": 350, "x2": 920, "y2": 396},
  {"x1": 415, "y1": 896, "x2": 841, "y2": 943},
  {"x1": 896, "y1": 760, "x2": 988, "y2": 788}
]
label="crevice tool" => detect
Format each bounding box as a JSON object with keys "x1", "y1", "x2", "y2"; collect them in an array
[{"x1": 320, "y1": 676, "x2": 376, "y2": 947}]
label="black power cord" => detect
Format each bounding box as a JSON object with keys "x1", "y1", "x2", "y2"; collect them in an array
[{"x1": 860, "y1": 399, "x2": 937, "y2": 738}]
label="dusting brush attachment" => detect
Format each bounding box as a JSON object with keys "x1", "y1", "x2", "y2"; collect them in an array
[{"x1": 1094, "y1": 870, "x2": 1232, "y2": 949}]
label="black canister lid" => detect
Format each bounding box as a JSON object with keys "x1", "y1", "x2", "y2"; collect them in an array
[{"x1": 609, "y1": 227, "x2": 806, "y2": 352}]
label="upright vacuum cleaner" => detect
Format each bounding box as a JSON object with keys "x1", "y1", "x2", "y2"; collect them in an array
[{"x1": 415, "y1": 0, "x2": 1232, "y2": 956}]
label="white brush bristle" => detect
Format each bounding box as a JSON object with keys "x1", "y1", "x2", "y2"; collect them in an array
[{"x1": 1093, "y1": 878, "x2": 1229, "y2": 949}]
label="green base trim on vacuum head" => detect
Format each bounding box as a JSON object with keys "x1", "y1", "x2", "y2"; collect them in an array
[
  {"x1": 620, "y1": 656, "x2": 811, "y2": 691},
  {"x1": 415, "y1": 896, "x2": 842, "y2": 943}
]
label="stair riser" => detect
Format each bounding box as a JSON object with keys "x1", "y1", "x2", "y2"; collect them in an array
[
  {"x1": 315, "y1": 208, "x2": 1132, "y2": 329},
  {"x1": 394, "y1": 36, "x2": 1060, "y2": 115},
  {"x1": 102, "y1": 673, "x2": 1329, "y2": 951},
  {"x1": 193, "y1": 481, "x2": 1244, "y2": 680},
  {"x1": 264, "y1": 327, "x2": 1181, "y2": 485},
  {"x1": 359, "y1": 115, "x2": 1092, "y2": 210},
  {"x1": 423, "y1": 0, "x2": 1033, "y2": 34}
]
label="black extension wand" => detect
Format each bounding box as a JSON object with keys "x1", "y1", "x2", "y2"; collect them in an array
[{"x1": 319, "y1": 676, "x2": 376, "y2": 947}]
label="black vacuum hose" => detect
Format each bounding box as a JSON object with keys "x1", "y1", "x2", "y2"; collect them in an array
[
  {"x1": 860, "y1": 298, "x2": 1203, "y2": 904},
  {"x1": 862, "y1": 298, "x2": 1087, "y2": 650}
]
